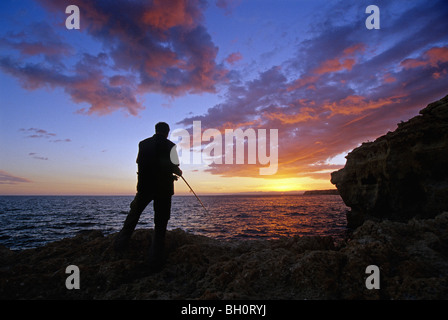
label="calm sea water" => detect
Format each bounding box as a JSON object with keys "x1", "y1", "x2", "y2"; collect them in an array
[{"x1": 0, "y1": 194, "x2": 350, "y2": 250}]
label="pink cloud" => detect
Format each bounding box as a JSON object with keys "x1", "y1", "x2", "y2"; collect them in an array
[
  {"x1": 314, "y1": 58, "x2": 355, "y2": 75},
  {"x1": 225, "y1": 52, "x2": 243, "y2": 65},
  {"x1": 427, "y1": 47, "x2": 448, "y2": 66},
  {"x1": 287, "y1": 75, "x2": 319, "y2": 92},
  {"x1": 383, "y1": 73, "x2": 397, "y2": 84},
  {"x1": 142, "y1": 0, "x2": 199, "y2": 31},
  {"x1": 401, "y1": 58, "x2": 427, "y2": 69},
  {"x1": 313, "y1": 43, "x2": 365, "y2": 75},
  {"x1": 0, "y1": 170, "x2": 32, "y2": 185},
  {"x1": 401, "y1": 46, "x2": 448, "y2": 69}
]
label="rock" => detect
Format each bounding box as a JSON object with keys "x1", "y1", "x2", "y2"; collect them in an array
[
  {"x1": 331, "y1": 94, "x2": 448, "y2": 227},
  {"x1": 1, "y1": 213, "x2": 447, "y2": 300}
]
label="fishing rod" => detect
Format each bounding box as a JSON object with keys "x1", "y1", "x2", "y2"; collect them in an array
[{"x1": 178, "y1": 175, "x2": 208, "y2": 214}]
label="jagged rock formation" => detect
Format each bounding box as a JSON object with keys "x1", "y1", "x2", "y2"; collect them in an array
[
  {"x1": 331, "y1": 94, "x2": 448, "y2": 228},
  {"x1": 1, "y1": 212, "x2": 448, "y2": 300}
]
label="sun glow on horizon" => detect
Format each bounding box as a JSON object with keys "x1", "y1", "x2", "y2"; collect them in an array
[{"x1": 254, "y1": 177, "x2": 334, "y2": 193}]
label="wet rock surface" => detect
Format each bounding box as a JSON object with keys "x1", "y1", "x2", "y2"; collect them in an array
[{"x1": 1, "y1": 212, "x2": 447, "y2": 300}]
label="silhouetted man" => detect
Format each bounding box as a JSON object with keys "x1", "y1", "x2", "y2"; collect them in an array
[{"x1": 114, "y1": 122, "x2": 182, "y2": 270}]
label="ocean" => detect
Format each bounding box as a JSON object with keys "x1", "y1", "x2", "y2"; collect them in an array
[{"x1": 0, "y1": 194, "x2": 350, "y2": 250}]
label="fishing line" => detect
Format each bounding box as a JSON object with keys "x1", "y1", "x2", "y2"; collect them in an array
[{"x1": 178, "y1": 175, "x2": 209, "y2": 214}]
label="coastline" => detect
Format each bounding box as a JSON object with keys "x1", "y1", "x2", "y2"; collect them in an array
[
  {"x1": 1, "y1": 212, "x2": 447, "y2": 300},
  {"x1": 302, "y1": 189, "x2": 339, "y2": 196}
]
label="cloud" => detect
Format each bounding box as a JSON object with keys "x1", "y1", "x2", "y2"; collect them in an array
[
  {"x1": 401, "y1": 47, "x2": 448, "y2": 69},
  {"x1": 0, "y1": 170, "x2": 32, "y2": 185},
  {"x1": 313, "y1": 43, "x2": 365, "y2": 75},
  {"x1": 215, "y1": 0, "x2": 242, "y2": 16},
  {"x1": 225, "y1": 52, "x2": 243, "y2": 65},
  {"x1": 19, "y1": 128, "x2": 71, "y2": 143},
  {"x1": 178, "y1": 66, "x2": 287, "y2": 129},
  {"x1": 321, "y1": 95, "x2": 406, "y2": 116},
  {"x1": 0, "y1": 51, "x2": 145, "y2": 116},
  {"x1": 19, "y1": 128, "x2": 56, "y2": 139},
  {"x1": 52, "y1": 139, "x2": 72, "y2": 143},
  {"x1": 28, "y1": 153, "x2": 49, "y2": 161},
  {"x1": 1, "y1": 0, "x2": 229, "y2": 116},
  {"x1": 51, "y1": 0, "x2": 227, "y2": 94},
  {"x1": 286, "y1": 43, "x2": 366, "y2": 93},
  {"x1": 177, "y1": 0, "x2": 448, "y2": 181},
  {"x1": 0, "y1": 21, "x2": 74, "y2": 59}
]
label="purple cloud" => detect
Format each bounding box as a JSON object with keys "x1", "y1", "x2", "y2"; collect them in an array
[
  {"x1": 18, "y1": 0, "x2": 226, "y2": 115},
  {"x1": 0, "y1": 170, "x2": 32, "y2": 185},
  {"x1": 28, "y1": 153, "x2": 49, "y2": 161},
  {"x1": 19, "y1": 128, "x2": 71, "y2": 143},
  {"x1": 19, "y1": 128, "x2": 57, "y2": 139},
  {"x1": 1, "y1": 0, "x2": 230, "y2": 116}
]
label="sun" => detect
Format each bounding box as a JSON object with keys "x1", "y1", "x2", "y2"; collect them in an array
[
  {"x1": 257, "y1": 178, "x2": 304, "y2": 192},
  {"x1": 257, "y1": 177, "x2": 335, "y2": 193}
]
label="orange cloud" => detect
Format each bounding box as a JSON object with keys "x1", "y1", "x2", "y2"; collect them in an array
[
  {"x1": 287, "y1": 75, "x2": 318, "y2": 92},
  {"x1": 427, "y1": 47, "x2": 448, "y2": 66},
  {"x1": 314, "y1": 58, "x2": 355, "y2": 75},
  {"x1": 432, "y1": 69, "x2": 448, "y2": 79},
  {"x1": 287, "y1": 43, "x2": 365, "y2": 91},
  {"x1": 263, "y1": 95, "x2": 403, "y2": 126},
  {"x1": 383, "y1": 73, "x2": 397, "y2": 84},
  {"x1": 263, "y1": 107, "x2": 317, "y2": 124},
  {"x1": 225, "y1": 52, "x2": 243, "y2": 65},
  {"x1": 313, "y1": 43, "x2": 365, "y2": 75},
  {"x1": 400, "y1": 59, "x2": 426, "y2": 69},
  {"x1": 323, "y1": 95, "x2": 404, "y2": 116},
  {"x1": 401, "y1": 46, "x2": 448, "y2": 69}
]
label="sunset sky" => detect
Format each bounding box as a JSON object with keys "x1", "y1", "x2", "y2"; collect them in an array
[{"x1": 1, "y1": 0, "x2": 448, "y2": 195}]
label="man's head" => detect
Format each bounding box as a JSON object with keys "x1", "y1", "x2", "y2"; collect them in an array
[{"x1": 155, "y1": 122, "x2": 170, "y2": 137}]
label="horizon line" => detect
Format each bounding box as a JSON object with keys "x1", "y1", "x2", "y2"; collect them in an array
[{"x1": 0, "y1": 188, "x2": 339, "y2": 197}]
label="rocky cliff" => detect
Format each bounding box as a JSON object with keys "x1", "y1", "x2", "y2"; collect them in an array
[
  {"x1": 1, "y1": 212, "x2": 448, "y2": 300},
  {"x1": 331, "y1": 94, "x2": 448, "y2": 228}
]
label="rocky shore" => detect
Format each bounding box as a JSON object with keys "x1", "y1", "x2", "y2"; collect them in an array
[
  {"x1": 2, "y1": 94, "x2": 448, "y2": 300},
  {"x1": 1, "y1": 211, "x2": 447, "y2": 299}
]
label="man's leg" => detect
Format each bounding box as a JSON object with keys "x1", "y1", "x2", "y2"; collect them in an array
[
  {"x1": 149, "y1": 196, "x2": 172, "y2": 267},
  {"x1": 114, "y1": 192, "x2": 152, "y2": 250}
]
